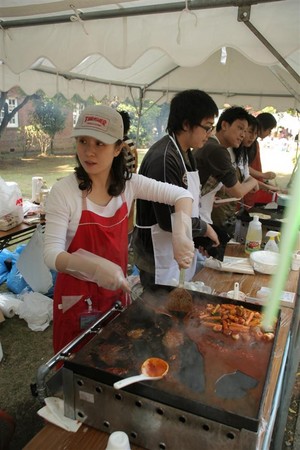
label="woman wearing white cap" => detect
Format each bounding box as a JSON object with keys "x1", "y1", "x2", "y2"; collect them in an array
[{"x1": 43, "y1": 105, "x2": 194, "y2": 353}]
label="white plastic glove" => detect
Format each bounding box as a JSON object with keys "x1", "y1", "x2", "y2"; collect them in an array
[
  {"x1": 171, "y1": 211, "x2": 195, "y2": 269},
  {"x1": 65, "y1": 249, "x2": 130, "y2": 293}
]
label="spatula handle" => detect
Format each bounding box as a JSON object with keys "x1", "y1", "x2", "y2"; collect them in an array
[
  {"x1": 179, "y1": 268, "x2": 185, "y2": 287},
  {"x1": 113, "y1": 374, "x2": 160, "y2": 390}
]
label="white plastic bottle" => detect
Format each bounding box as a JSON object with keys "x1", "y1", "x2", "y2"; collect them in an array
[
  {"x1": 39, "y1": 180, "x2": 50, "y2": 220},
  {"x1": 245, "y1": 215, "x2": 262, "y2": 254},
  {"x1": 264, "y1": 231, "x2": 280, "y2": 252}
]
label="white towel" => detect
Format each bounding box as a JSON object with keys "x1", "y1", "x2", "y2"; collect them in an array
[
  {"x1": 204, "y1": 256, "x2": 254, "y2": 275},
  {"x1": 37, "y1": 397, "x2": 82, "y2": 432}
]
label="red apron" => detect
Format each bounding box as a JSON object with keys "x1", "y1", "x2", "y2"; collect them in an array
[
  {"x1": 244, "y1": 142, "x2": 270, "y2": 207},
  {"x1": 53, "y1": 193, "x2": 128, "y2": 353}
]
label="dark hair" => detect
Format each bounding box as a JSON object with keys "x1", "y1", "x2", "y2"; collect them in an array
[
  {"x1": 234, "y1": 114, "x2": 258, "y2": 167},
  {"x1": 256, "y1": 112, "x2": 277, "y2": 132},
  {"x1": 166, "y1": 89, "x2": 218, "y2": 134},
  {"x1": 216, "y1": 106, "x2": 250, "y2": 132},
  {"x1": 74, "y1": 140, "x2": 132, "y2": 196},
  {"x1": 118, "y1": 110, "x2": 131, "y2": 136},
  {"x1": 247, "y1": 115, "x2": 259, "y2": 132},
  {"x1": 246, "y1": 141, "x2": 258, "y2": 165}
]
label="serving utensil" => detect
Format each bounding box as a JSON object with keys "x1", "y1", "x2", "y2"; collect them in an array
[
  {"x1": 113, "y1": 357, "x2": 169, "y2": 390},
  {"x1": 233, "y1": 282, "x2": 240, "y2": 300},
  {"x1": 264, "y1": 192, "x2": 278, "y2": 210},
  {"x1": 167, "y1": 268, "x2": 193, "y2": 312}
]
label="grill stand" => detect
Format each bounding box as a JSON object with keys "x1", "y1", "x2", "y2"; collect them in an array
[{"x1": 63, "y1": 371, "x2": 260, "y2": 450}]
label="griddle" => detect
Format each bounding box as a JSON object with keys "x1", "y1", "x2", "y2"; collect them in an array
[
  {"x1": 64, "y1": 290, "x2": 280, "y2": 432},
  {"x1": 244, "y1": 206, "x2": 285, "y2": 231}
]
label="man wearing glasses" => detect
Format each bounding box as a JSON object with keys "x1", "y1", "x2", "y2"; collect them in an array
[
  {"x1": 132, "y1": 89, "x2": 220, "y2": 291},
  {"x1": 193, "y1": 106, "x2": 259, "y2": 226}
]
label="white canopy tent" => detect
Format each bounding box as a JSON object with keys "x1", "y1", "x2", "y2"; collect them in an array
[{"x1": 0, "y1": 0, "x2": 299, "y2": 111}]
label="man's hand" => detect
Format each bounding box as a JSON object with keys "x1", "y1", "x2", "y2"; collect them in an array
[
  {"x1": 263, "y1": 171, "x2": 276, "y2": 180},
  {"x1": 203, "y1": 224, "x2": 220, "y2": 247}
]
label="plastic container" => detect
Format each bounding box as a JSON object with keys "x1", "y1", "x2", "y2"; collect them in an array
[
  {"x1": 264, "y1": 231, "x2": 280, "y2": 253},
  {"x1": 245, "y1": 215, "x2": 262, "y2": 254},
  {"x1": 250, "y1": 250, "x2": 279, "y2": 274}
]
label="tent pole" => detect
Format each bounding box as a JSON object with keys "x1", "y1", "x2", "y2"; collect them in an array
[
  {"x1": 238, "y1": 6, "x2": 300, "y2": 84},
  {"x1": 268, "y1": 67, "x2": 300, "y2": 104},
  {"x1": 1, "y1": 1, "x2": 283, "y2": 28},
  {"x1": 134, "y1": 88, "x2": 144, "y2": 149}
]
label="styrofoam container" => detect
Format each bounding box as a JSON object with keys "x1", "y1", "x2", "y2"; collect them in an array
[{"x1": 250, "y1": 250, "x2": 279, "y2": 275}]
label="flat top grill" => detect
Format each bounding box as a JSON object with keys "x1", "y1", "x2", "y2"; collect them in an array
[{"x1": 64, "y1": 290, "x2": 279, "y2": 431}]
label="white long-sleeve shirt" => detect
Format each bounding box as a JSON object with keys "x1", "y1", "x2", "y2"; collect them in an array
[{"x1": 44, "y1": 172, "x2": 193, "y2": 270}]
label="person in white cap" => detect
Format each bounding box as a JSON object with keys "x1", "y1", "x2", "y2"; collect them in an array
[{"x1": 43, "y1": 104, "x2": 195, "y2": 353}]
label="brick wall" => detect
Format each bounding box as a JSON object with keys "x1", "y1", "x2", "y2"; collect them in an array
[{"x1": 0, "y1": 87, "x2": 75, "y2": 154}]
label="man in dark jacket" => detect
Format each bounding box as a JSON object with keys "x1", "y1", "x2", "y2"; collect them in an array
[{"x1": 133, "y1": 89, "x2": 220, "y2": 290}]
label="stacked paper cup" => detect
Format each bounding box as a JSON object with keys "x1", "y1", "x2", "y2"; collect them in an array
[{"x1": 105, "y1": 431, "x2": 131, "y2": 450}]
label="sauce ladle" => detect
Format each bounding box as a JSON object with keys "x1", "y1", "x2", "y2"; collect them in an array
[{"x1": 113, "y1": 357, "x2": 169, "y2": 390}]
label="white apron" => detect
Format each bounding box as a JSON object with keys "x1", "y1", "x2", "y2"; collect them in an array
[
  {"x1": 198, "y1": 181, "x2": 222, "y2": 224},
  {"x1": 151, "y1": 135, "x2": 199, "y2": 286}
]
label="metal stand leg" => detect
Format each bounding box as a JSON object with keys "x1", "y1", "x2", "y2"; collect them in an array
[{"x1": 271, "y1": 277, "x2": 300, "y2": 449}]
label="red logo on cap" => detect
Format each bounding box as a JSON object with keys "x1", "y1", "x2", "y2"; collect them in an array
[{"x1": 84, "y1": 115, "x2": 109, "y2": 128}]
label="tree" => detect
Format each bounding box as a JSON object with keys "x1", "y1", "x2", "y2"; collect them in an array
[
  {"x1": 31, "y1": 95, "x2": 67, "y2": 154},
  {"x1": 23, "y1": 125, "x2": 51, "y2": 156},
  {"x1": 0, "y1": 90, "x2": 40, "y2": 139},
  {"x1": 115, "y1": 99, "x2": 166, "y2": 148}
]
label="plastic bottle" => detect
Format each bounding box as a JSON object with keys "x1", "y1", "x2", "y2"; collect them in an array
[
  {"x1": 39, "y1": 180, "x2": 49, "y2": 220},
  {"x1": 245, "y1": 215, "x2": 262, "y2": 254},
  {"x1": 32, "y1": 176, "x2": 43, "y2": 203},
  {"x1": 264, "y1": 231, "x2": 280, "y2": 252}
]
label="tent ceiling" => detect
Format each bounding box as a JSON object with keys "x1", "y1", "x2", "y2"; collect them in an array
[{"x1": 0, "y1": 0, "x2": 299, "y2": 110}]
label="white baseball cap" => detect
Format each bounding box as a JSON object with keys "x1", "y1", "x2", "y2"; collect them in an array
[{"x1": 72, "y1": 105, "x2": 124, "y2": 144}]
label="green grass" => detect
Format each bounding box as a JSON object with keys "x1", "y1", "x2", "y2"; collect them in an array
[
  {"x1": 0, "y1": 153, "x2": 76, "y2": 198},
  {"x1": 0, "y1": 150, "x2": 147, "y2": 199}
]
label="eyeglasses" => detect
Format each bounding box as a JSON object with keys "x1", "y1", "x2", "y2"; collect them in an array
[{"x1": 198, "y1": 124, "x2": 215, "y2": 133}]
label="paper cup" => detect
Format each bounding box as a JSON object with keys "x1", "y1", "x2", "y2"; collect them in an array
[
  {"x1": 291, "y1": 253, "x2": 300, "y2": 271},
  {"x1": 105, "y1": 431, "x2": 131, "y2": 450}
]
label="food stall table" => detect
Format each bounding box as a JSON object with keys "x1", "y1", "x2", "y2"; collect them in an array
[
  {"x1": 23, "y1": 422, "x2": 143, "y2": 450},
  {"x1": 24, "y1": 244, "x2": 299, "y2": 450},
  {"x1": 0, "y1": 222, "x2": 42, "y2": 251},
  {"x1": 194, "y1": 244, "x2": 299, "y2": 298}
]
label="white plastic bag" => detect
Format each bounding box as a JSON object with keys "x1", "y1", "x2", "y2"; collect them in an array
[
  {"x1": 18, "y1": 291, "x2": 53, "y2": 331},
  {"x1": 0, "y1": 177, "x2": 23, "y2": 230},
  {"x1": 16, "y1": 225, "x2": 53, "y2": 294}
]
